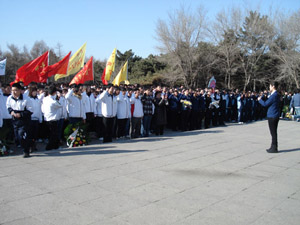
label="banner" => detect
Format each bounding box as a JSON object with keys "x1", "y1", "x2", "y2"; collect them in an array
[
  {"x1": 0, "y1": 58, "x2": 6, "y2": 76},
  {"x1": 208, "y1": 76, "x2": 216, "y2": 89},
  {"x1": 55, "y1": 43, "x2": 86, "y2": 81},
  {"x1": 69, "y1": 57, "x2": 93, "y2": 85},
  {"x1": 40, "y1": 52, "x2": 71, "y2": 83},
  {"x1": 11, "y1": 52, "x2": 48, "y2": 86},
  {"x1": 112, "y1": 61, "x2": 129, "y2": 86},
  {"x1": 101, "y1": 48, "x2": 116, "y2": 84}
]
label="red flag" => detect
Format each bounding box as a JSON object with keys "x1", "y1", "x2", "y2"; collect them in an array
[
  {"x1": 69, "y1": 57, "x2": 93, "y2": 85},
  {"x1": 11, "y1": 51, "x2": 48, "y2": 86},
  {"x1": 39, "y1": 51, "x2": 71, "y2": 83},
  {"x1": 101, "y1": 68, "x2": 108, "y2": 85}
]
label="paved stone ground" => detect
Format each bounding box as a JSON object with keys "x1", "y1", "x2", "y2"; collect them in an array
[{"x1": 0, "y1": 120, "x2": 300, "y2": 225}]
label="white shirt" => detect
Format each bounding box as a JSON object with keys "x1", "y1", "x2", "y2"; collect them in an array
[
  {"x1": 42, "y1": 95, "x2": 62, "y2": 121},
  {"x1": 29, "y1": 96, "x2": 43, "y2": 122},
  {"x1": 99, "y1": 90, "x2": 117, "y2": 118},
  {"x1": 95, "y1": 95, "x2": 103, "y2": 117},
  {"x1": 82, "y1": 91, "x2": 92, "y2": 113},
  {"x1": 0, "y1": 90, "x2": 12, "y2": 119},
  {"x1": 117, "y1": 93, "x2": 131, "y2": 119},
  {"x1": 6, "y1": 94, "x2": 33, "y2": 116},
  {"x1": 130, "y1": 95, "x2": 144, "y2": 118},
  {"x1": 65, "y1": 89, "x2": 86, "y2": 119},
  {"x1": 57, "y1": 96, "x2": 67, "y2": 120},
  {"x1": 90, "y1": 93, "x2": 97, "y2": 115}
]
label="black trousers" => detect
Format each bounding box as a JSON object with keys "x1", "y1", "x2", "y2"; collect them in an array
[
  {"x1": 2, "y1": 119, "x2": 14, "y2": 142},
  {"x1": 169, "y1": 110, "x2": 179, "y2": 131},
  {"x1": 155, "y1": 125, "x2": 164, "y2": 135},
  {"x1": 46, "y1": 121, "x2": 59, "y2": 150},
  {"x1": 181, "y1": 110, "x2": 190, "y2": 131},
  {"x1": 268, "y1": 118, "x2": 279, "y2": 148},
  {"x1": 205, "y1": 109, "x2": 212, "y2": 128},
  {"x1": 12, "y1": 119, "x2": 30, "y2": 154},
  {"x1": 103, "y1": 117, "x2": 114, "y2": 143},
  {"x1": 131, "y1": 117, "x2": 142, "y2": 138},
  {"x1": 95, "y1": 116, "x2": 104, "y2": 138},
  {"x1": 117, "y1": 118, "x2": 128, "y2": 138}
]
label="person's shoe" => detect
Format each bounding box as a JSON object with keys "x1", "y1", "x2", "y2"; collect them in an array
[
  {"x1": 23, "y1": 152, "x2": 30, "y2": 158},
  {"x1": 266, "y1": 145, "x2": 278, "y2": 153}
]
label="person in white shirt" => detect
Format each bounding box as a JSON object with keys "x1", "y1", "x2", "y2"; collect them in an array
[
  {"x1": 99, "y1": 85, "x2": 117, "y2": 143},
  {"x1": 65, "y1": 84, "x2": 86, "y2": 124},
  {"x1": 116, "y1": 87, "x2": 131, "y2": 138},
  {"x1": 28, "y1": 87, "x2": 42, "y2": 152},
  {"x1": 57, "y1": 89, "x2": 68, "y2": 145},
  {"x1": 0, "y1": 84, "x2": 14, "y2": 143},
  {"x1": 130, "y1": 88, "x2": 144, "y2": 138},
  {"x1": 95, "y1": 90, "x2": 104, "y2": 139},
  {"x1": 81, "y1": 85, "x2": 94, "y2": 132},
  {"x1": 42, "y1": 86, "x2": 62, "y2": 151},
  {"x1": 6, "y1": 83, "x2": 33, "y2": 158}
]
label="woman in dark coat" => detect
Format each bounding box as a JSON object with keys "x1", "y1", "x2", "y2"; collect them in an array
[{"x1": 153, "y1": 91, "x2": 168, "y2": 135}]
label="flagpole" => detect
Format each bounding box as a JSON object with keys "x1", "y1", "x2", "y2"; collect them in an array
[{"x1": 92, "y1": 57, "x2": 95, "y2": 84}]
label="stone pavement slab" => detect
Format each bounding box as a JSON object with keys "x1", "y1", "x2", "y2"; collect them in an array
[{"x1": 0, "y1": 120, "x2": 300, "y2": 225}]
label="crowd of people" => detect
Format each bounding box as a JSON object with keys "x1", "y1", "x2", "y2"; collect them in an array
[{"x1": 0, "y1": 81, "x2": 299, "y2": 158}]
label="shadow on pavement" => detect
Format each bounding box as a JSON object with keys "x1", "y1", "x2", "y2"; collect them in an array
[
  {"x1": 279, "y1": 148, "x2": 300, "y2": 153},
  {"x1": 33, "y1": 148, "x2": 148, "y2": 157}
]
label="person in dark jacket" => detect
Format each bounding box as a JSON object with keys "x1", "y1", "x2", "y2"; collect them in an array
[
  {"x1": 153, "y1": 91, "x2": 168, "y2": 135},
  {"x1": 168, "y1": 90, "x2": 180, "y2": 131},
  {"x1": 204, "y1": 91, "x2": 213, "y2": 129},
  {"x1": 190, "y1": 90, "x2": 202, "y2": 130},
  {"x1": 179, "y1": 90, "x2": 192, "y2": 131},
  {"x1": 6, "y1": 83, "x2": 33, "y2": 158},
  {"x1": 258, "y1": 81, "x2": 280, "y2": 153}
]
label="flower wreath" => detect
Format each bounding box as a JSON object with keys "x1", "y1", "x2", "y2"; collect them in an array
[{"x1": 64, "y1": 122, "x2": 89, "y2": 148}]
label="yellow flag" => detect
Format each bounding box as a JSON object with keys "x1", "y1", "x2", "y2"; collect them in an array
[
  {"x1": 112, "y1": 61, "x2": 129, "y2": 86},
  {"x1": 55, "y1": 43, "x2": 86, "y2": 81},
  {"x1": 104, "y1": 48, "x2": 116, "y2": 81}
]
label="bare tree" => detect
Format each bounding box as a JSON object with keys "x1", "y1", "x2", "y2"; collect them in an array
[
  {"x1": 155, "y1": 5, "x2": 207, "y2": 88},
  {"x1": 272, "y1": 10, "x2": 300, "y2": 89},
  {"x1": 210, "y1": 7, "x2": 243, "y2": 89},
  {"x1": 238, "y1": 11, "x2": 275, "y2": 91},
  {"x1": 55, "y1": 42, "x2": 64, "y2": 59},
  {"x1": 30, "y1": 40, "x2": 48, "y2": 59}
]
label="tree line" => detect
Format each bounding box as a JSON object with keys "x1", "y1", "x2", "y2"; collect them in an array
[{"x1": 1, "y1": 6, "x2": 300, "y2": 91}]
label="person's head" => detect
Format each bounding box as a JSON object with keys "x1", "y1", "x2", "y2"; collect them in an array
[
  {"x1": 120, "y1": 87, "x2": 126, "y2": 95},
  {"x1": 3, "y1": 84, "x2": 11, "y2": 94},
  {"x1": 62, "y1": 88, "x2": 68, "y2": 96},
  {"x1": 269, "y1": 81, "x2": 279, "y2": 92},
  {"x1": 155, "y1": 91, "x2": 162, "y2": 99},
  {"x1": 174, "y1": 90, "x2": 178, "y2": 97},
  {"x1": 114, "y1": 87, "x2": 120, "y2": 95},
  {"x1": 28, "y1": 87, "x2": 38, "y2": 98},
  {"x1": 57, "y1": 90, "x2": 62, "y2": 98},
  {"x1": 11, "y1": 83, "x2": 22, "y2": 98},
  {"x1": 49, "y1": 86, "x2": 57, "y2": 96},
  {"x1": 144, "y1": 87, "x2": 152, "y2": 96},
  {"x1": 107, "y1": 85, "x2": 114, "y2": 95},
  {"x1": 71, "y1": 84, "x2": 79, "y2": 93},
  {"x1": 134, "y1": 88, "x2": 140, "y2": 98},
  {"x1": 184, "y1": 89, "x2": 189, "y2": 96}
]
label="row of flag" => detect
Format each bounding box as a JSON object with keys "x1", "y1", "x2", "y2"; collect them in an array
[{"x1": 0, "y1": 43, "x2": 129, "y2": 86}]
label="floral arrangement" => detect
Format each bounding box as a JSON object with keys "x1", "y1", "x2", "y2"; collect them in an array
[
  {"x1": 285, "y1": 112, "x2": 292, "y2": 119},
  {"x1": 0, "y1": 141, "x2": 9, "y2": 157},
  {"x1": 64, "y1": 122, "x2": 89, "y2": 148},
  {"x1": 180, "y1": 100, "x2": 192, "y2": 110}
]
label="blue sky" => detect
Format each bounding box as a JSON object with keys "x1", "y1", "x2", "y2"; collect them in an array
[{"x1": 1, "y1": 0, "x2": 299, "y2": 60}]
